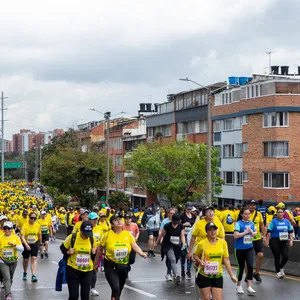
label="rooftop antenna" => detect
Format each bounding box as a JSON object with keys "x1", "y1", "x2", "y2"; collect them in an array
[{"x1": 266, "y1": 51, "x2": 273, "y2": 74}]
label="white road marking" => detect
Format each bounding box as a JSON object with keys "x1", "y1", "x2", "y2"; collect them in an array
[
  {"x1": 50, "y1": 260, "x2": 58, "y2": 265},
  {"x1": 124, "y1": 284, "x2": 157, "y2": 298}
]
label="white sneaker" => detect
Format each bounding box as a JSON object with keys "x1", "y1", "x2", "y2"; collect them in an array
[
  {"x1": 236, "y1": 285, "x2": 244, "y2": 294},
  {"x1": 165, "y1": 274, "x2": 173, "y2": 281},
  {"x1": 276, "y1": 271, "x2": 283, "y2": 278},
  {"x1": 91, "y1": 288, "x2": 99, "y2": 296},
  {"x1": 280, "y1": 269, "x2": 286, "y2": 277},
  {"x1": 247, "y1": 286, "x2": 256, "y2": 295}
]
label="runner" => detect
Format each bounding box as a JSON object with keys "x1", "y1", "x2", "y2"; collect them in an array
[
  {"x1": 72, "y1": 209, "x2": 89, "y2": 233},
  {"x1": 0, "y1": 221, "x2": 24, "y2": 300},
  {"x1": 156, "y1": 213, "x2": 186, "y2": 283},
  {"x1": 141, "y1": 203, "x2": 162, "y2": 258},
  {"x1": 20, "y1": 212, "x2": 42, "y2": 282},
  {"x1": 60, "y1": 221, "x2": 97, "y2": 300},
  {"x1": 37, "y1": 210, "x2": 52, "y2": 259},
  {"x1": 16, "y1": 210, "x2": 29, "y2": 234},
  {"x1": 94, "y1": 213, "x2": 147, "y2": 300},
  {"x1": 220, "y1": 204, "x2": 235, "y2": 234},
  {"x1": 51, "y1": 211, "x2": 58, "y2": 241},
  {"x1": 193, "y1": 222, "x2": 237, "y2": 300},
  {"x1": 234, "y1": 207, "x2": 256, "y2": 295},
  {"x1": 248, "y1": 199, "x2": 265, "y2": 282},
  {"x1": 180, "y1": 203, "x2": 195, "y2": 279},
  {"x1": 265, "y1": 207, "x2": 294, "y2": 278},
  {"x1": 65, "y1": 207, "x2": 75, "y2": 236}
]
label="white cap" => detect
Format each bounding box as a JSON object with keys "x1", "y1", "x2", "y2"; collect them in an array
[
  {"x1": 3, "y1": 221, "x2": 13, "y2": 229},
  {"x1": 191, "y1": 207, "x2": 197, "y2": 212},
  {"x1": 0, "y1": 215, "x2": 8, "y2": 221},
  {"x1": 41, "y1": 210, "x2": 46, "y2": 215}
]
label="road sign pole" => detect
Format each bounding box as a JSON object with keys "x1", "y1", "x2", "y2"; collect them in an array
[{"x1": 1, "y1": 92, "x2": 4, "y2": 182}]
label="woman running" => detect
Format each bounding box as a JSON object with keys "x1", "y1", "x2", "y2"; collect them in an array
[
  {"x1": 94, "y1": 213, "x2": 147, "y2": 300},
  {"x1": 233, "y1": 207, "x2": 256, "y2": 295},
  {"x1": 265, "y1": 207, "x2": 294, "y2": 278},
  {"x1": 194, "y1": 222, "x2": 237, "y2": 300}
]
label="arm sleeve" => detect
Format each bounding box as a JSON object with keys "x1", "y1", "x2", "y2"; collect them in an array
[
  {"x1": 234, "y1": 222, "x2": 240, "y2": 232},
  {"x1": 16, "y1": 245, "x2": 24, "y2": 252}
]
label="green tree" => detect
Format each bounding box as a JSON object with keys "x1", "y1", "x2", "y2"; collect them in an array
[
  {"x1": 125, "y1": 141, "x2": 223, "y2": 206},
  {"x1": 109, "y1": 191, "x2": 130, "y2": 208},
  {"x1": 41, "y1": 148, "x2": 109, "y2": 208}
]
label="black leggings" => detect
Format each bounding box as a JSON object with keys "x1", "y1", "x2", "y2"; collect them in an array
[
  {"x1": 269, "y1": 238, "x2": 289, "y2": 272},
  {"x1": 234, "y1": 248, "x2": 254, "y2": 281},
  {"x1": 104, "y1": 258, "x2": 129, "y2": 300},
  {"x1": 66, "y1": 265, "x2": 93, "y2": 300}
]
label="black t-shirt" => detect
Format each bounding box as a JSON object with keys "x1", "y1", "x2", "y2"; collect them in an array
[
  {"x1": 180, "y1": 213, "x2": 195, "y2": 235},
  {"x1": 163, "y1": 222, "x2": 184, "y2": 248}
]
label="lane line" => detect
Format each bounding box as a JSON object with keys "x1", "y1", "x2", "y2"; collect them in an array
[{"x1": 124, "y1": 284, "x2": 157, "y2": 298}]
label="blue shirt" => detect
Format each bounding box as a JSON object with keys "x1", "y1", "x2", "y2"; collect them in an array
[
  {"x1": 234, "y1": 220, "x2": 256, "y2": 250},
  {"x1": 267, "y1": 218, "x2": 293, "y2": 240},
  {"x1": 160, "y1": 217, "x2": 171, "y2": 230}
]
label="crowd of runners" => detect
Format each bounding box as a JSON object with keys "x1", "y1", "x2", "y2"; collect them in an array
[{"x1": 0, "y1": 181, "x2": 298, "y2": 300}]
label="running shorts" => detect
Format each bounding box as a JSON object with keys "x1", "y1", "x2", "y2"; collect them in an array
[{"x1": 196, "y1": 273, "x2": 223, "y2": 289}]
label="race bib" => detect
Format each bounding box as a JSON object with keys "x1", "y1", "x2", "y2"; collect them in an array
[
  {"x1": 184, "y1": 227, "x2": 192, "y2": 235},
  {"x1": 41, "y1": 225, "x2": 48, "y2": 233},
  {"x1": 2, "y1": 249, "x2": 13, "y2": 259},
  {"x1": 243, "y1": 235, "x2": 252, "y2": 245},
  {"x1": 204, "y1": 262, "x2": 219, "y2": 275},
  {"x1": 279, "y1": 232, "x2": 288, "y2": 241},
  {"x1": 170, "y1": 236, "x2": 180, "y2": 245},
  {"x1": 27, "y1": 235, "x2": 36, "y2": 244},
  {"x1": 114, "y1": 248, "x2": 128, "y2": 260},
  {"x1": 76, "y1": 254, "x2": 90, "y2": 267}
]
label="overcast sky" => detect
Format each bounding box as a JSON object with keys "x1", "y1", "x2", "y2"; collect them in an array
[{"x1": 1, "y1": 0, "x2": 300, "y2": 139}]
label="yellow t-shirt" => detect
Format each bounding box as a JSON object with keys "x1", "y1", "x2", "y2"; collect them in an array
[
  {"x1": 98, "y1": 220, "x2": 111, "y2": 233},
  {"x1": 266, "y1": 214, "x2": 274, "y2": 226},
  {"x1": 72, "y1": 221, "x2": 82, "y2": 233},
  {"x1": 220, "y1": 210, "x2": 236, "y2": 233},
  {"x1": 234, "y1": 209, "x2": 240, "y2": 221},
  {"x1": 59, "y1": 213, "x2": 66, "y2": 225},
  {"x1": 101, "y1": 230, "x2": 135, "y2": 264},
  {"x1": 63, "y1": 233, "x2": 96, "y2": 272},
  {"x1": 134, "y1": 212, "x2": 144, "y2": 225},
  {"x1": 295, "y1": 215, "x2": 300, "y2": 226},
  {"x1": 67, "y1": 212, "x2": 75, "y2": 226},
  {"x1": 21, "y1": 222, "x2": 41, "y2": 244},
  {"x1": 192, "y1": 217, "x2": 225, "y2": 243},
  {"x1": 194, "y1": 238, "x2": 229, "y2": 278},
  {"x1": 9, "y1": 215, "x2": 18, "y2": 226},
  {"x1": 0, "y1": 234, "x2": 22, "y2": 261},
  {"x1": 17, "y1": 216, "x2": 28, "y2": 230},
  {"x1": 38, "y1": 218, "x2": 52, "y2": 235},
  {"x1": 214, "y1": 210, "x2": 222, "y2": 221},
  {"x1": 92, "y1": 225, "x2": 103, "y2": 246},
  {"x1": 249, "y1": 211, "x2": 264, "y2": 241}
]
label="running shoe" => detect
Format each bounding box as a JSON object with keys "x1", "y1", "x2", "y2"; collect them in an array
[
  {"x1": 44, "y1": 252, "x2": 48, "y2": 259},
  {"x1": 165, "y1": 274, "x2": 173, "y2": 281},
  {"x1": 186, "y1": 271, "x2": 192, "y2": 279},
  {"x1": 276, "y1": 272, "x2": 283, "y2": 278},
  {"x1": 31, "y1": 275, "x2": 38, "y2": 282},
  {"x1": 280, "y1": 269, "x2": 286, "y2": 277},
  {"x1": 236, "y1": 285, "x2": 244, "y2": 294},
  {"x1": 253, "y1": 272, "x2": 262, "y2": 282},
  {"x1": 247, "y1": 286, "x2": 256, "y2": 295},
  {"x1": 91, "y1": 288, "x2": 99, "y2": 296},
  {"x1": 23, "y1": 273, "x2": 27, "y2": 281},
  {"x1": 5, "y1": 296, "x2": 12, "y2": 300},
  {"x1": 181, "y1": 270, "x2": 185, "y2": 278},
  {"x1": 40, "y1": 253, "x2": 44, "y2": 259},
  {"x1": 175, "y1": 274, "x2": 181, "y2": 283}
]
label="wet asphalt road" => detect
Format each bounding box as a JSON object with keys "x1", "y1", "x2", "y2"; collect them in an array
[{"x1": 3, "y1": 238, "x2": 300, "y2": 300}]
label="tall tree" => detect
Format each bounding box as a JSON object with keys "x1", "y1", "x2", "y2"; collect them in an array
[{"x1": 125, "y1": 141, "x2": 223, "y2": 206}]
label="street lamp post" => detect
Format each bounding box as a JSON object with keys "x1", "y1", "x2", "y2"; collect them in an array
[
  {"x1": 90, "y1": 108, "x2": 111, "y2": 206},
  {"x1": 179, "y1": 78, "x2": 214, "y2": 205}
]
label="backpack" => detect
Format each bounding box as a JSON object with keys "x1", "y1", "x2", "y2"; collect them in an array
[{"x1": 226, "y1": 213, "x2": 233, "y2": 225}]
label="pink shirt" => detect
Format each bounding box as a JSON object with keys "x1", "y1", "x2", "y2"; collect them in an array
[{"x1": 122, "y1": 223, "x2": 139, "y2": 239}]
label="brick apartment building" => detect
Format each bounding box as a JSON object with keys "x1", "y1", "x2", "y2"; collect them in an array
[{"x1": 212, "y1": 70, "x2": 300, "y2": 206}]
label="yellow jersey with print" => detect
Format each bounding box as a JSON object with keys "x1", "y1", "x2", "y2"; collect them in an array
[
  {"x1": 92, "y1": 225, "x2": 103, "y2": 246},
  {"x1": 21, "y1": 222, "x2": 41, "y2": 244},
  {"x1": 192, "y1": 217, "x2": 225, "y2": 243},
  {"x1": 38, "y1": 218, "x2": 52, "y2": 235},
  {"x1": 0, "y1": 234, "x2": 22, "y2": 262},
  {"x1": 63, "y1": 232, "x2": 96, "y2": 272},
  {"x1": 98, "y1": 220, "x2": 111, "y2": 233},
  {"x1": 101, "y1": 230, "x2": 135, "y2": 264},
  {"x1": 72, "y1": 221, "x2": 82, "y2": 233},
  {"x1": 17, "y1": 216, "x2": 28, "y2": 230},
  {"x1": 194, "y1": 238, "x2": 229, "y2": 278},
  {"x1": 220, "y1": 210, "x2": 236, "y2": 233},
  {"x1": 67, "y1": 212, "x2": 76, "y2": 226},
  {"x1": 249, "y1": 211, "x2": 263, "y2": 241}
]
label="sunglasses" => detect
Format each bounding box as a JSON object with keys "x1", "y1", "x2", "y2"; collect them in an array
[
  {"x1": 3, "y1": 227, "x2": 11, "y2": 230},
  {"x1": 100, "y1": 216, "x2": 106, "y2": 218},
  {"x1": 30, "y1": 217, "x2": 37, "y2": 220}
]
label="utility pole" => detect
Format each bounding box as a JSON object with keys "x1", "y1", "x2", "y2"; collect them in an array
[
  {"x1": 1, "y1": 92, "x2": 8, "y2": 183},
  {"x1": 105, "y1": 112, "x2": 111, "y2": 206},
  {"x1": 35, "y1": 147, "x2": 39, "y2": 181}
]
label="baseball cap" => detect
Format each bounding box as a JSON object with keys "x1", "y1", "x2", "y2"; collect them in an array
[
  {"x1": 172, "y1": 213, "x2": 181, "y2": 224},
  {"x1": 0, "y1": 215, "x2": 8, "y2": 221},
  {"x1": 191, "y1": 206, "x2": 197, "y2": 212},
  {"x1": 205, "y1": 222, "x2": 218, "y2": 232},
  {"x1": 80, "y1": 221, "x2": 93, "y2": 237},
  {"x1": 3, "y1": 221, "x2": 13, "y2": 229},
  {"x1": 81, "y1": 209, "x2": 89, "y2": 215},
  {"x1": 110, "y1": 213, "x2": 123, "y2": 224},
  {"x1": 185, "y1": 203, "x2": 193, "y2": 210},
  {"x1": 248, "y1": 199, "x2": 257, "y2": 205},
  {"x1": 41, "y1": 210, "x2": 46, "y2": 215},
  {"x1": 88, "y1": 212, "x2": 98, "y2": 220},
  {"x1": 99, "y1": 212, "x2": 106, "y2": 217},
  {"x1": 22, "y1": 209, "x2": 28, "y2": 215},
  {"x1": 125, "y1": 213, "x2": 133, "y2": 219},
  {"x1": 203, "y1": 206, "x2": 214, "y2": 214}
]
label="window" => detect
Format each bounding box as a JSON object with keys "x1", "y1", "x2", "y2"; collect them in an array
[
  {"x1": 263, "y1": 112, "x2": 289, "y2": 127},
  {"x1": 242, "y1": 171, "x2": 248, "y2": 182},
  {"x1": 224, "y1": 119, "x2": 234, "y2": 131},
  {"x1": 236, "y1": 172, "x2": 243, "y2": 185},
  {"x1": 264, "y1": 141, "x2": 289, "y2": 157},
  {"x1": 235, "y1": 117, "x2": 242, "y2": 129},
  {"x1": 223, "y1": 144, "x2": 234, "y2": 158},
  {"x1": 115, "y1": 172, "x2": 123, "y2": 184},
  {"x1": 263, "y1": 173, "x2": 289, "y2": 188},
  {"x1": 114, "y1": 156, "x2": 123, "y2": 167},
  {"x1": 213, "y1": 120, "x2": 221, "y2": 132},
  {"x1": 199, "y1": 120, "x2": 207, "y2": 133},
  {"x1": 147, "y1": 127, "x2": 154, "y2": 137},
  {"x1": 242, "y1": 115, "x2": 248, "y2": 125},
  {"x1": 235, "y1": 143, "x2": 242, "y2": 157},
  {"x1": 224, "y1": 171, "x2": 235, "y2": 184},
  {"x1": 242, "y1": 142, "x2": 248, "y2": 152},
  {"x1": 214, "y1": 132, "x2": 221, "y2": 142}
]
